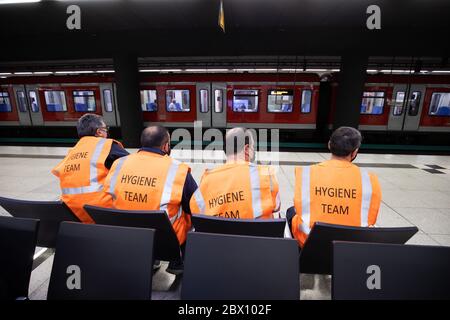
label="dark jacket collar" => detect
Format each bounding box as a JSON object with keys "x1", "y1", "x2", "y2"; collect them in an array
[{"x1": 139, "y1": 147, "x2": 167, "y2": 156}]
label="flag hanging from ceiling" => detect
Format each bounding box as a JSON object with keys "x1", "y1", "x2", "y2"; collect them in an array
[{"x1": 218, "y1": 0, "x2": 225, "y2": 33}]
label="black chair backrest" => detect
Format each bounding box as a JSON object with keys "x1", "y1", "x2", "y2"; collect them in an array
[
  {"x1": 333, "y1": 241, "x2": 450, "y2": 300},
  {"x1": 84, "y1": 205, "x2": 181, "y2": 262},
  {"x1": 0, "y1": 196, "x2": 80, "y2": 248},
  {"x1": 300, "y1": 222, "x2": 418, "y2": 275},
  {"x1": 181, "y1": 232, "x2": 299, "y2": 300},
  {"x1": 191, "y1": 214, "x2": 286, "y2": 238},
  {"x1": 47, "y1": 222, "x2": 155, "y2": 300},
  {"x1": 0, "y1": 216, "x2": 39, "y2": 300}
]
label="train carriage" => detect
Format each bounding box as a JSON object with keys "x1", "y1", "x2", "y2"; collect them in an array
[{"x1": 0, "y1": 72, "x2": 449, "y2": 147}]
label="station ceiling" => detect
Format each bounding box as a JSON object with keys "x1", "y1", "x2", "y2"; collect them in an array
[{"x1": 0, "y1": 0, "x2": 449, "y2": 62}]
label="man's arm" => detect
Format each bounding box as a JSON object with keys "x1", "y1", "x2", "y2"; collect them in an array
[
  {"x1": 181, "y1": 172, "x2": 198, "y2": 215},
  {"x1": 104, "y1": 141, "x2": 129, "y2": 169}
]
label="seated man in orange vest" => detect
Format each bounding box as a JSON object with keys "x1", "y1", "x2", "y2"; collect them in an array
[
  {"x1": 52, "y1": 113, "x2": 129, "y2": 223},
  {"x1": 288, "y1": 126, "x2": 382, "y2": 248},
  {"x1": 190, "y1": 127, "x2": 280, "y2": 219},
  {"x1": 103, "y1": 125, "x2": 197, "y2": 274}
]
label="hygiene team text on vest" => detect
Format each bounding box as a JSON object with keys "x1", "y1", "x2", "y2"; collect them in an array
[{"x1": 315, "y1": 186, "x2": 357, "y2": 215}]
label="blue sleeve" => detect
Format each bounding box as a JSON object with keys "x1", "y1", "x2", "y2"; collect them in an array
[
  {"x1": 181, "y1": 172, "x2": 198, "y2": 215},
  {"x1": 104, "y1": 141, "x2": 129, "y2": 169}
]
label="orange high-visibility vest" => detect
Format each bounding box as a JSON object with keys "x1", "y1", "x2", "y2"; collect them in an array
[
  {"x1": 292, "y1": 160, "x2": 381, "y2": 247},
  {"x1": 190, "y1": 162, "x2": 280, "y2": 219},
  {"x1": 103, "y1": 151, "x2": 191, "y2": 245},
  {"x1": 52, "y1": 136, "x2": 122, "y2": 223}
]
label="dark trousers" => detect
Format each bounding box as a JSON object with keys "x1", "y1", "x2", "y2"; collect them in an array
[
  {"x1": 286, "y1": 206, "x2": 296, "y2": 231},
  {"x1": 286, "y1": 206, "x2": 302, "y2": 256}
]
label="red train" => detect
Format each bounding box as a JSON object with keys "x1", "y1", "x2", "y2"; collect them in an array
[{"x1": 0, "y1": 72, "x2": 449, "y2": 145}]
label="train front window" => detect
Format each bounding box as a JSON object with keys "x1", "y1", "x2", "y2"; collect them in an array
[
  {"x1": 214, "y1": 90, "x2": 223, "y2": 113},
  {"x1": 267, "y1": 89, "x2": 293, "y2": 113},
  {"x1": 103, "y1": 89, "x2": 113, "y2": 112},
  {"x1": 361, "y1": 91, "x2": 384, "y2": 115},
  {"x1": 301, "y1": 90, "x2": 312, "y2": 113},
  {"x1": 0, "y1": 92, "x2": 11, "y2": 112},
  {"x1": 166, "y1": 90, "x2": 190, "y2": 112},
  {"x1": 73, "y1": 91, "x2": 96, "y2": 112},
  {"x1": 28, "y1": 91, "x2": 39, "y2": 112},
  {"x1": 408, "y1": 91, "x2": 421, "y2": 116},
  {"x1": 199, "y1": 89, "x2": 209, "y2": 113},
  {"x1": 44, "y1": 91, "x2": 67, "y2": 112},
  {"x1": 141, "y1": 90, "x2": 157, "y2": 112},
  {"x1": 429, "y1": 92, "x2": 450, "y2": 116},
  {"x1": 393, "y1": 91, "x2": 405, "y2": 116},
  {"x1": 233, "y1": 89, "x2": 258, "y2": 112},
  {"x1": 16, "y1": 91, "x2": 28, "y2": 112}
]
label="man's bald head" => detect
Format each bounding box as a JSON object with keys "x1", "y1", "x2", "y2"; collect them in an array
[
  {"x1": 225, "y1": 127, "x2": 254, "y2": 158},
  {"x1": 141, "y1": 126, "x2": 170, "y2": 149}
]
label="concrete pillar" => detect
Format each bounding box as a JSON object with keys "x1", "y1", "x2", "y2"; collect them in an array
[
  {"x1": 333, "y1": 55, "x2": 368, "y2": 130},
  {"x1": 113, "y1": 54, "x2": 143, "y2": 147}
]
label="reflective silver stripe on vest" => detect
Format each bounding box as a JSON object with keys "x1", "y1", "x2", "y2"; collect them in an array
[
  {"x1": 170, "y1": 207, "x2": 183, "y2": 224},
  {"x1": 193, "y1": 188, "x2": 206, "y2": 214},
  {"x1": 298, "y1": 166, "x2": 311, "y2": 235},
  {"x1": 61, "y1": 184, "x2": 104, "y2": 195},
  {"x1": 159, "y1": 161, "x2": 180, "y2": 219},
  {"x1": 249, "y1": 164, "x2": 263, "y2": 218},
  {"x1": 61, "y1": 138, "x2": 107, "y2": 195},
  {"x1": 89, "y1": 138, "x2": 107, "y2": 185},
  {"x1": 108, "y1": 156, "x2": 127, "y2": 200},
  {"x1": 360, "y1": 169, "x2": 372, "y2": 227}
]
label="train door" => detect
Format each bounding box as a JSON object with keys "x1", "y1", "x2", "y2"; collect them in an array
[
  {"x1": 211, "y1": 83, "x2": 227, "y2": 128},
  {"x1": 403, "y1": 85, "x2": 425, "y2": 131},
  {"x1": 25, "y1": 85, "x2": 44, "y2": 125},
  {"x1": 11, "y1": 85, "x2": 44, "y2": 126},
  {"x1": 196, "y1": 83, "x2": 211, "y2": 127},
  {"x1": 12, "y1": 85, "x2": 32, "y2": 125},
  {"x1": 99, "y1": 83, "x2": 117, "y2": 126},
  {"x1": 387, "y1": 84, "x2": 425, "y2": 131},
  {"x1": 387, "y1": 84, "x2": 408, "y2": 130}
]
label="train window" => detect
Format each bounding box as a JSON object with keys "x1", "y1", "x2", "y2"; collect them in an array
[
  {"x1": 361, "y1": 91, "x2": 384, "y2": 115},
  {"x1": 0, "y1": 91, "x2": 12, "y2": 112},
  {"x1": 199, "y1": 89, "x2": 209, "y2": 113},
  {"x1": 140, "y1": 90, "x2": 157, "y2": 112},
  {"x1": 429, "y1": 92, "x2": 450, "y2": 116},
  {"x1": 301, "y1": 90, "x2": 312, "y2": 113},
  {"x1": 166, "y1": 89, "x2": 190, "y2": 112},
  {"x1": 408, "y1": 91, "x2": 421, "y2": 116},
  {"x1": 16, "y1": 91, "x2": 28, "y2": 113},
  {"x1": 73, "y1": 91, "x2": 96, "y2": 112},
  {"x1": 214, "y1": 89, "x2": 223, "y2": 113},
  {"x1": 44, "y1": 91, "x2": 67, "y2": 112},
  {"x1": 28, "y1": 91, "x2": 39, "y2": 112},
  {"x1": 267, "y1": 89, "x2": 293, "y2": 113},
  {"x1": 393, "y1": 91, "x2": 405, "y2": 116},
  {"x1": 103, "y1": 89, "x2": 113, "y2": 112},
  {"x1": 233, "y1": 89, "x2": 258, "y2": 112}
]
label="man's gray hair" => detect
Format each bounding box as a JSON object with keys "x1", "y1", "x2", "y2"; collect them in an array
[
  {"x1": 329, "y1": 126, "x2": 362, "y2": 157},
  {"x1": 225, "y1": 127, "x2": 254, "y2": 156},
  {"x1": 77, "y1": 114, "x2": 105, "y2": 138}
]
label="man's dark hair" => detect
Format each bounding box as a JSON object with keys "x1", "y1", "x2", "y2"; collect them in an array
[
  {"x1": 141, "y1": 126, "x2": 169, "y2": 148},
  {"x1": 77, "y1": 114, "x2": 105, "y2": 138},
  {"x1": 225, "y1": 127, "x2": 253, "y2": 156},
  {"x1": 329, "y1": 126, "x2": 362, "y2": 157}
]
